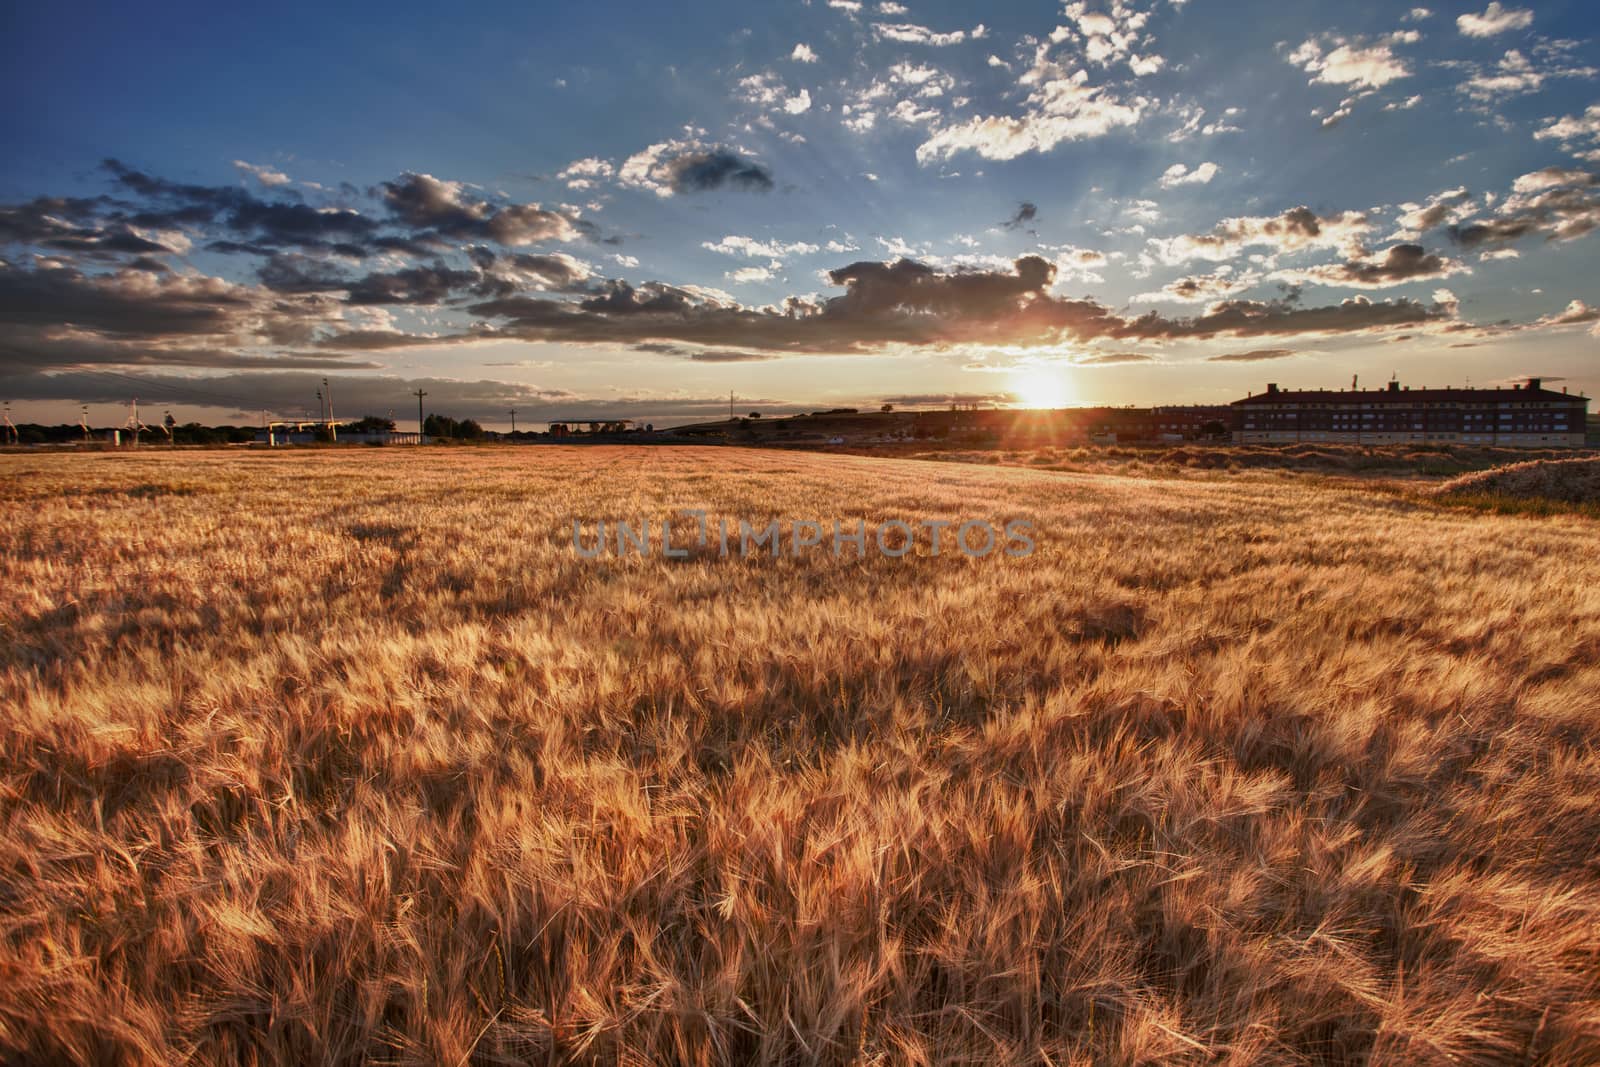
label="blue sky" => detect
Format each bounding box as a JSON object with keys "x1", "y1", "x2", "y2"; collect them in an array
[{"x1": 2, "y1": 0, "x2": 1598, "y2": 426}]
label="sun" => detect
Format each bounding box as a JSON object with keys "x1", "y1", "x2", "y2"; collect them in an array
[{"x1": 1011, "y1": 366, "x2": 1073, "y2": 409}]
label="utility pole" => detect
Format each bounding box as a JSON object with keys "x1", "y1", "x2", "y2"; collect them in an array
[
  {"x1": 81, "y1": 405, "x2": 91, "y2": 444},
  {"x1": 729, "y1": 390, "x2": 734, "y2": 421},
  {"x1": 125, "y1": 398, "x2": 147, "y2": 449},
  {"x1": 323, "y1": 377, "x2": 336, "y2": 441},
  {"x1": 2, "y1": 402, "x2": 15, "y2": 445},
  {"x1": 509, "y1": 408, "x2": 517, "y2": 434},
  {"x1": 414, "y1": 389, "x2": 428, "y2": 438}
]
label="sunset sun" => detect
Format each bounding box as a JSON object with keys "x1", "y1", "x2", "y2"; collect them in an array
[{"x1": 1012, "y1": 366, "x2": 1073, "y2": 410}]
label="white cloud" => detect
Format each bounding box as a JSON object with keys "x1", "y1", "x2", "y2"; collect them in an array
[
  {"x1": 1513, "y1": 166, "x2": 1596, "y2": 194},
  {"x1": 1055, "y1": 0, "x2": 1163, "y2": 74},
  {"x1": 1457, "y1": 3, "x2": 1533, "y2": 38},
  {"x1": 1390, "y1": 186, "x2": 1475, "y2": 239},
  {"x1": 233, "y1": 160, "x2": 290, "y2": 187},
  {"x1": 1160, "y1": 161, "x2": 1219, "y2": 187},
  {"x1": 916, "y1": 46, "x2": 1150, "y2": 162},
  {"x1": 827, "y1": 0, "x2": 862, "y2": 11},
  {"x1": 726, "y1": 266, "x2": 774, "y2": 283},
  {"x1": 1534, "y1": 104, "x2": 1600, "y2": 162},
  {"x1": 784, "y1": 89, "x2": 813, "y2": 114},
  {"x1": 1459, "y1": 49, "x2": 1597, "y2": 102},
  {"x1": 791, "y1": 43, "x2": 818, "y2": 63},
  {"x1": 702, "y1": 235, "x2": 820, "y2": 259},
  {"x1": 1150, "y1": 206, "x2": 1372, "y2": 265},
  {"x1": 874, "y1": 22, "x2": 983, "y2": 47},
  {"x1": 1135, "y1": 266, "x2": 1259, "y2": 303},
  {"x1": 557, "y1": 157, "x2": 615, "y2": 190},
  {"x1": 1288, "y1": 33, "x2": 1416, "y2": 90}
]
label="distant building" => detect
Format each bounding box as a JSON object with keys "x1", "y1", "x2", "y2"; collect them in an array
[
  {"x1": 252, "y1": 421, "x2": 426, "y2": 446},
  {"x1": 1232, "y1": 378, "x2": 1589, "y2": 447}
]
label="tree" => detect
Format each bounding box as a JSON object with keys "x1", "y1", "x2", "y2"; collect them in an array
[
  {"x1": 749, "y1": 411, "x2": 762, "y2": 419},
  {"x1": 348, "y1": 414, "x2": 396, "y2": 433},
  {"x1": 424, "y1": 414, "x2": 485, "y2": 440},
  {"x1": 881, "y1": 403, "x2": 894, "y2": 413}
]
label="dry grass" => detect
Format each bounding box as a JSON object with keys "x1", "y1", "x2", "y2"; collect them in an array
[
  {"x1": 2, "y1": 446, "x2": 1599, "y2": 1065},
  {"x1": 900, "y1": 442, "x2": 1597, "y2": 483},
  {"x1": 1431, "y1": 456, "x2": 1600, "y2": 514}
]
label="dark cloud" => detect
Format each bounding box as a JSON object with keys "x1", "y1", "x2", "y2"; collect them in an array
[
  {"x1": 661, "y1": 148, "x2": 775, "y2": 194},
  {"x1": 1285, "y1": 243, "x2": 1462, "y2": 288},
  {"x1": 381, "y1": 255, "x2": 1460, "y2": 356},
  {"x1": 0, "y1": 262, "x2": 257, "y2": 339},
  {"x1": 1002, "y1": 202, "x2": 1038, "y2": 231},
  {"x1": 346, "y1": 265, "x2": 482, "y2": 306},
  {"x1": 103, "y1": 158, "x2": 381, "y2": 252},
  {"x1": 377, "y1": 172, "x2": 580, "y2": 245},
  {"x1": 0, "y1": 368, "x2": 802, "y2": 425},
  {"x1": 1450, "y1": 178, "x2": 1600, "y2": 249},
  {"x1": 1207, "y1": 348, "x2": 1298, "y2": 362}
]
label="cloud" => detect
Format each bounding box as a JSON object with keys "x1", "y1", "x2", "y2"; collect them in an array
[
  {"x1": 0, "y1": 261, "x2": 378, "y2": 373},
  {"x1": 915, "y1": 37, "x2": 1152, "y2": 162},
  {"x1": 726, "y1": 266, "x2": 774, "y2": 283},
  {"x1": 1530, "y1": 299, "x2": 1600, "y2": 327},
  {"x1": 557, "y1": 157, "x2": 615, "y2": 190},
  {"x1": 1136, "y1": 269, "x2": 1258, "y2": 303},
  {"x1": 1449, "y1": 170, "x2": 1600, "y2": 248},
  {"x1": 1275, "y1": 244, "x2": 1469, "y2": 289},
  {"x1": 619, "y1": 141, "x2": 775, "y2": 196},
  {"x1": 873, "y1": 22, "x2": 984, "y2": 47},
  {"x1": 1150, "y1": 206, "x2": 1371, "y2": 264},
  {"x1": 445, "y1": 255, "x2": 1459, "y2": 357},
  {"x1": 702, "y1": 235, "x2": 820, "y2": 259},
  {"x1": 791, "y1": 43, "x2": 818, "y2": 63},
  {"x1": 1054, "y1": 1, "x2": 1165, "y2": 74},
  {"x1": 1513, "y1": 167, "x2": 1597, "y2": 193},
  {"x1": 377, "y1": 172, "x2": 580, "y2": 245},
  {"x1": 1288, "y1": 32, "x2": 1417, "y2": 90},
  {"x1": 1457, "y1": 3, "x2": 1533, "y2": 38},
  {"x1": 1002, "y1": 202, "x2": 1038, "y2": 230},
  {"x1": 1159, "y1": 162, "x2": 1219, "y2": 188},
  {"x1": 881, "y1": 392, "x2": 1015, "y2": 407},
  {"x1": 1536, "y1": 104, "x2": 1600, "y2": 161},
  {"x1": 1391, "y1": 187, "x2": 1475, "y2": 238},
  {"x1": 102, "y1": 158, "x2": 384, "y2": 254},
  {"x1": 1207, "y1": 348, "x2": 1297, "y2": 362},
  {"x1": 1073, "y1": 351, "x2": 1157, "y2": 365},
  {"x1": 1457, "y1": 49, "x2": 1596, "y2": 102},
  {"x1": 232, "y1": 160, "x2": 291, "y2": 187},
  {"x1": 632, "y1": 342, "x2": 778, "y2": 362},
  {"x1": 0, "y1": 368, "x2": 789, "y2": 424}
]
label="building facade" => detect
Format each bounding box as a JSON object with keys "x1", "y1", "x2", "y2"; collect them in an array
[{"x1": 1232, "y1": 378, "x2": 1589, "y2": 447}]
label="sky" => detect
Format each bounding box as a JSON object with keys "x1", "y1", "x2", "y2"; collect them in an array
[{"x1": 2, "y1": 0, "x2": 1599, "y2": 429}]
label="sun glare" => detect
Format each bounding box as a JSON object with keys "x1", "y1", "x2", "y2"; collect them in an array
[{"x1": 1011, "y1": 366, "x2": 1073, "y2": 409}]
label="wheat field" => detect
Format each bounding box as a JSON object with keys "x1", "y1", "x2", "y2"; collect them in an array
[{"x1": 2, "y1": 446, "x2": 1598, "y2": 1065}]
